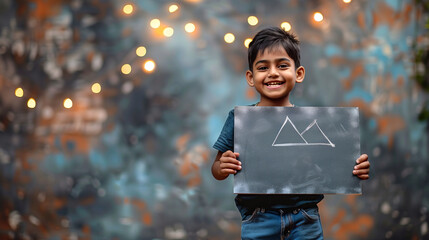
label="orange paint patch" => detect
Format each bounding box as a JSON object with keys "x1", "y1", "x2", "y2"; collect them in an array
[
  {"x1": 345, "y1": 195, "x2": 357, "y2": 207},
  {"x1": 246, "y1": 87, "x2": 256, "y2": 100},
  {"x1": 333, "y1": 214, "x2": 374, "y2": 239},
  {"x1": 371, "y1": 2, "x2": 398, "y2": 28},
  {"x1": 342, "y1": 64, "x2": 364, "y2": 91},
  {"x1": 377, "y1": 115, "x2": 405, "y2": 148},
  {"x1": 29, "y1": 0, "x2": 62, "y2": 20},
  {"x1": 61, "y1": 134, "x2": 90, "y2": 153},
  {"x1": 330, "y1": 56, "x2": 348, "y2": 66},
  {"x1": 179, "y1": 154, "x2": 198, "y2": 176},
  {"x1": 142, "y1": 212, "x2": 152, "y2": 225},
  {"x1": 357, "y1": 12, "x2": 366, "y2": 30},
  {"x1": 176, "y1": 133, "x2": 191, "y2": 153},
  {"x1": 389, "y1": 93, "x2": 402, "y2": 104},
  {"x1": 54, "y1": 198, "x2": 66, "y2": 209},
  {"x1": 187, "y1": 174, "x2": 201, "y2": 188},
  {"x1": 397, "y1": 76, "x2": 404, "y2": 87},
  {"x1": 80, "y1": 196, "x2": 96, "y2": 205},
  {"x1": 82, "y1": 224, "x2": 91, "y2": 234},
  {"x1": 131, "y1": 199, "x2": 147, "y2": 210}
]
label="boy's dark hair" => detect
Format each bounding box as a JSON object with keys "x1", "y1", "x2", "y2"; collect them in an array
[{"x1": 248, "y1": 27, "x2": 301, "y2": 71}]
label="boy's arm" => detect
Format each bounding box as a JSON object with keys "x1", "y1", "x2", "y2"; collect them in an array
[
  {"x1": 353, "y1": 154, "x2": 370, "y2": 180},
  {"x1": 211, "y1": 150, "x2": 241, "y2": 180}
]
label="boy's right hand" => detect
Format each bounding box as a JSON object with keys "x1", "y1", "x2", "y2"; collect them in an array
[{"x1": 219, "y1": 150, "x2": 241, "y2": 175}]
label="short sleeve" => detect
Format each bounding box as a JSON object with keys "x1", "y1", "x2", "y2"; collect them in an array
[{"x1": 213, "y1": 109, "x2": 234, "y2": 153}]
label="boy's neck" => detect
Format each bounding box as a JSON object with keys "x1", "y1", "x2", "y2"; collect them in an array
[{"x1": 257, "y1": 98, "x2": 294, "y2": 107}]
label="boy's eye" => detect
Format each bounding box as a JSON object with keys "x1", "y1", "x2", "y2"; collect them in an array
[
  {"x1": 278, "y1": 64, "x2": 289, "y2": 69},
  {"x1": 257, "y1": 66, "x2": 268, "y2": 71}
]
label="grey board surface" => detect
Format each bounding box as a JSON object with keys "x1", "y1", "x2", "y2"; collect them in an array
[{"x1": 234, "y1": 106, "x2": 361, "y2": 194}]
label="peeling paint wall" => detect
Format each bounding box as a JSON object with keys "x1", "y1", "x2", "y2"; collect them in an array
[{"x1": 0, "y1": 0, "x2": 428, "y2": 239}]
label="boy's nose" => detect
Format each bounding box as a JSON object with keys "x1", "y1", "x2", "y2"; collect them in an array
[{"x1": 268, "y1": 68, "x2": 279, "y2": 77}]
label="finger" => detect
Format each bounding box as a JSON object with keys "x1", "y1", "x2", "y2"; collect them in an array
[
  {"x1": 354, "y1": 161, "x2": 370, "y2": 170},
  {"x1": 223, "y1": 150, "x2": 237, "y2": 159},
  {"x1": 220, "y1": 168, "x2": 239, "y2": 175},
  {"x1": 356, "y1": 154, "x2": 368, "y2": 164},
  {"x1": 220, "y1": 157, "x2": 241, "y2": 165},
  {"x1": 353, "y1": 169, "x2": 369, "y2": 175},
  {"x1": 220, "y1": 163, "x2": 242, "y2": 171},
  {"x1": 356, "y1": 174, "x2": 369, "y2": 180}
]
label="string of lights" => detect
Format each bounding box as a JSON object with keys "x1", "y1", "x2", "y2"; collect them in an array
[{"x1": 13, "y1": 0, "x2": 355, "y2": 109}]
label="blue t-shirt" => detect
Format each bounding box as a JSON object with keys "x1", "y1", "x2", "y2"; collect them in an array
[{"x1": 213, "y1": 107, "x2": 324, "y2": 209}]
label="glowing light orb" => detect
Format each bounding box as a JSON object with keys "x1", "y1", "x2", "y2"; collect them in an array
[
  {"x1": 248, "y1": 16, "x2": 258, "y2": 26},
  {"x1": 313, "y1": 12, "x2": 324, "y2": 22},
  {"x1": 136, "y1": 46, "x2": 147, "y2": 57},
  {"x1": 150, "y1": 19, "x2": 161, "y2": 29},
  {"x1": 123, "y1": 4, "x2": 133, "y2": 15},
  {"x1": 121, "y1": 64, "x2": 132, "y2": 74},
  {"x1": 184, "y1": 23, "x2": 196, "y2": 33},
  {"x1": 15, "y1": 88, "x2": 24, "y2": 97},
  {"x1": 91, "y1": 83, "x2": 101, "y2": 93},
  {"x1": 281, "y1": 22, "x2": 292, "y2": 31},
  {"x1": 64, "y1": 98, "x2": 73, "y2": 109},
  {"x1": 169, "y1": 4, "x2": 179, "y2": 13},
  {"x1": 27, "y1": 98, "x2": 36, "y2": 108},
  {"x1": 244, "y1": 38, "x2": 252, "y2": 48},
  {"x1": 343, "y1": 0, "x2": 352, "y2": 3},
  {"x1": 224, "y1": 33, "x2": 235, "y2": 43},
  {"x1": 143, "y1": 60, "x2": 156, "y2": 73},
  {"x1": 163, "y1": 27, "x2": 174, "y2": 37}
]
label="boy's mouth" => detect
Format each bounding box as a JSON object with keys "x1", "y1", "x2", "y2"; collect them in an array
[{"x1": 264, "y1": 81, "x2": 284, "y2": 86}]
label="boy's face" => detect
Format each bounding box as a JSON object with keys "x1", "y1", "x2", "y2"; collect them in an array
[{"x1": 246, "y1": 47, "x2": 305, "y2": 106}]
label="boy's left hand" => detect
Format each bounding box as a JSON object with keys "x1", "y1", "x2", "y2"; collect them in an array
[{"x1": 353, "y1": 154, "x2": 370, "y2": 180}]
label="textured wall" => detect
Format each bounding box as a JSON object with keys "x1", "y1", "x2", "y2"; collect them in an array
[{"x1": 0, "y1": 0, "x2": 427, "y2": 239}]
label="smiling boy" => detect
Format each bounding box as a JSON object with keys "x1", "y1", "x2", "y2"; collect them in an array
[{"x1": 211, "y1": 27, "x2": 370, "y2": 239}]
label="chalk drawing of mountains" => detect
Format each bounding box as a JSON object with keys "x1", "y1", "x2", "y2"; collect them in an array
[{"x1": 272, "y1": 116, "x2": 335, "y2": 147}]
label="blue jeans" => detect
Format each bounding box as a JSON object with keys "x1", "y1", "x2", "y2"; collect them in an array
[{"x1": 239, "y1": 206, "x2": 323, "y2": 240}]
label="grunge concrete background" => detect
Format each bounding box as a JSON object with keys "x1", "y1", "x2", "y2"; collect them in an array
[{"x1": 0, "y1": 0, "x2": 428, "y2": 239}]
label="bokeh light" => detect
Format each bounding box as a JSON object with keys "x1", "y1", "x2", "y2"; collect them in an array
[
  {"x1": 163, "y1": 27, "x2": 174, "y2": 37},
  {"x1": 123, "y1": 4, "x2": 134, "y2": 15},
  {"x1": 150, "y1": 19, "x2": 161, "y2": 29},
  {"x1": 244, "y1": 38, "x2": 252, "y2": 48},
  {"x1": 169, "y1": 4, "x2": 179, "y2": 13},
  {"x1": 224, "y1": 33, "x2": 235, "y2": 43},
  {"x1": 143, "y1": 60, "x2": 156, "y2": 73},
  {"x1": 281, "y1": 22, "x2": 292, "y2": 31},
  {"x1": 343, "y1": 0, "x2": 352, "y2": 3},
  {"x1": 91, "y1": 83, "x2": 101, "y2": 94},
  {"x1": 121, "y1": 64, "x2": 132, "y2": 74},
  {"x1": 136, "y1": 46, "x2": 147, "y2": 57},
  {"x1": 63, "y1": 98, "x2": 73, "y2": 109},
  {"x1": 184, "y1": 23, "x2": 196, "y2": 33},
  {"x1": 15, "y1": 87, "x2": 24, "y2": 97},
  {"x1": 27, "y1": 98, "x2": 36, "y2": 108},
  {"x1": 248, "y1": 16, "x2": 258, "y2": 26},
  {"x1": 313, "y1": 12, "x2": 324, "y2": 22}
]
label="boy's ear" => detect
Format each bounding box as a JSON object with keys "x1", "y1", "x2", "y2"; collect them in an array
[
  {"x1": 246, "y1": 70, "x2": 254, "y2": 87},
  {"x1": 295, "y1": 66, "x2": 305, "y2": 83}
]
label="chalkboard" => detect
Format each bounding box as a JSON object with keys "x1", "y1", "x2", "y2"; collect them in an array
[{"x1": 234, "y1": 106, "x2": 361, "y2": 194}]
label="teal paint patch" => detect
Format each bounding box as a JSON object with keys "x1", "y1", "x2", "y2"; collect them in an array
[
  {"x1": 44, "y1": 153, "x2": 68, "y2": 173},
  {"x1": 325, "y1": 44, "x2": 342, "y2": 57},
  {"x1": 369, "y1": 118, "x2": 377, "y2": 130},
  {"x1": 339, "y1": 68, "x2": 351, "y2": 79},
  {"x1": 208, "y1": 115, "x2": 223, "y2": 145},
  {"x1": 345, "y1": 88, "x2": 374, "y2": 103},
  {"x1": 89, "y1": 149, "x2": 106, "y2": 171},
  {"x1": 384, "y1": 0, "x2": 402, "y2": 11}
]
